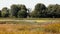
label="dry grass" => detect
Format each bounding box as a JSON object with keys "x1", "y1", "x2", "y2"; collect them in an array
[
  {"x1": 0, "y1": 19, "x2": 60, "y2": 34},
  {"x1": 44, "y1": 22, "x2": 60, "y2": 33},
  {"x1": 0, "y1": 23, "x2": 60, "y2": 34}
]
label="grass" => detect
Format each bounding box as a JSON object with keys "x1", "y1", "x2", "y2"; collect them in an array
[
  {"x1": 44, "y1": 22, "x2": 60, "y2": 33},
  {"x1": 0, "y1": 18, "x2": 59, "y2": 34}
]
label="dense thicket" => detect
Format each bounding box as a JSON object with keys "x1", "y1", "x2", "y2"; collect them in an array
[{"x1": 0, "y1": 3, "x2": 60, "y2": 18}]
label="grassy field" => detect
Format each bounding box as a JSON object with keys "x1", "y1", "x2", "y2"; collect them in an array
[{"x1": 0, "y1": 18, "x2": 60, "y2": 34}]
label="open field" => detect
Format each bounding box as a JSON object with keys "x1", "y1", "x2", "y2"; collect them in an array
[{"x1": 0, "y1": 18, "x2": 60, "y2": 34}]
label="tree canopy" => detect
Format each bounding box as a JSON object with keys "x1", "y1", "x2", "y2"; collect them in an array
[{"x1": 0, "y1": 3, "x2": 60, "y2": 18}]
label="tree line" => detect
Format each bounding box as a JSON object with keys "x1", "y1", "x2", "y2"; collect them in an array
[{"x1": 0, "y1": 3, "x2": 60, "y2": 18}]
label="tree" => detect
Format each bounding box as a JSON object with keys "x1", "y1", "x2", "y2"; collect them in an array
[
  {"x1": 10, "y1": 4, "x2": 27, "y2": 18},
  {"x1": 10, "y1": 4, "x2": 20, "y2": 17},
  {"x1": 47, "y1": 4, "x2": 60, "y2": 18},
  {"x1": 0, "y1": 10, "x2": 1, "y2": 17},
  {"x1": 1, "y1": 7, "x2": 9, "y2": 17},
  {"x1": 27, "y1": 8, "x2": 31, "y2": 18},
  {"x1": 18, "y1": 5, "x2": 27, "y2": 18},
  {"x1": 31, "y1": 3, "x2": 47, "y2": 18},
  {"x1": 55, "y1": 4, "x2": 60, "y2": 18}
]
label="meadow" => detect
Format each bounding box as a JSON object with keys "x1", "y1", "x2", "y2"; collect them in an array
[{"x1": 0, "y1": 18, "x2": 60, "y2": 34}]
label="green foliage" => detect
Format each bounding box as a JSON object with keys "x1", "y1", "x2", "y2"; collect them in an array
[
  {"x1": 11, "y1": 4, "x2": 20, "y2": 17},
  {"x1": 0, "y1": 3, "x2": 60, "y2": 18},
  {"x1": 31, "y1": 3, "x2": 47, "y2": 18},
  {"x1": 1, "y1": 7, "x2": 9, "y2": 17},
  {"x1": 47, "y1": 4, "x2": 60, "y2": 18},
  {"x1": 35, "y1": 3, "x2": 46, "y2": 11},
  {"x1": 10, "y1": 4, "x2": 27, "y2": 18},
  {"x1": 0, "y1": 10, "x2": 1, "y2": 17},
  {"x1": 18, "y1": 10, "x2": 27, "y2": 18},
  {"x1": 18, "y1": 5, "x2": 27, "y2": 18}
]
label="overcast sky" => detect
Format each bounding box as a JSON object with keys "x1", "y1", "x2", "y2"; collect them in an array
[{"x1": 0, "y1": 0, "x2": 60, "y2": 10}]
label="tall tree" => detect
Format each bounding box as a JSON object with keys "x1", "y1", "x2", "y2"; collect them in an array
[
  {"x1": 10, "y1": 4, "x2": 21, "y2": 17},
  {"x1": 1, "y1": 7, "x2": 9, "y2": 17},
  {"x1": 18, "y1": 5, "x2": 27, "y2": 18},
  {"x1": 31, "y1": 3, "x2": 47, "y2": 18},
  {"x1": 47, "y1": 4, "x2": 60, "y2": 18}
]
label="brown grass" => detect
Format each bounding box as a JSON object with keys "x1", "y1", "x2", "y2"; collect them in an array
[{"x1": 0, "y1": 21, "x2": 60, "y2": 34}]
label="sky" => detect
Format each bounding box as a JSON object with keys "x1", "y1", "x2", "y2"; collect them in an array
[{"x1": 0, "y1": 0, "x2": 60, "y2": 10}]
